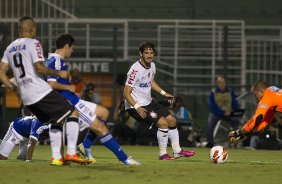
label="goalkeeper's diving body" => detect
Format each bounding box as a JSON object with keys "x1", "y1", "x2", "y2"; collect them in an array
[{"x1": 229, "y1": 80, "x2": 282, "y2": 143}]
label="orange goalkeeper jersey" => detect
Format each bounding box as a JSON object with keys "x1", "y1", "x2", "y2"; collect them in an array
[{"x1": 243, "y1": 86, "x2": 282, "y2": 133}]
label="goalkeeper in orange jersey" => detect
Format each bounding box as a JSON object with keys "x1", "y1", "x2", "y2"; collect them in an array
[{"x1": 229, "y1": 80, "x2": 282, "y2": 143}]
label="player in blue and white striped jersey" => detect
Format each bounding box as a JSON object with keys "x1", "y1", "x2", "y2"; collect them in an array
[
  {"x1": 0, "y1": 116, "x2": 49, "y2": 161},
  {"x1": 45, "y1": 33, "x2": 140, "y2": 165}
]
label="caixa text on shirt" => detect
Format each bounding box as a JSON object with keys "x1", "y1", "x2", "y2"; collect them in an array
[{"x1": 18, "y1": 78, "x2": 33, "y2": 86}]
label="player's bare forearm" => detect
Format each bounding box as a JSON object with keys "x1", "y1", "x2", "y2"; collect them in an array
[
  {"x1": 123, "y1": 85, "x2": 136, "y2": 106},
  {"x1": 151, "y1": 80, "x2": 174, "y2": 99},
  {"x1": 48, "y1": 81, "x2": 75, "y2": 92},
  {"x1": 151, "y1": 80, "x2": 173, "y2": 97},
  {"x1": 0, "y1": 62, "x2": 17, "y2": 91},
  {"x1": 34, "y1": 62, "x2": 68, "y2": 78},
  {"x1": 151, "y1": 80, "x2": 163, "y2": 93},
  {"x1": 26, "y1": 138, "x2": 37, "y2": 162},
  {"x1": 124, "y1": 85, "x2": 147, "y2": 118}
]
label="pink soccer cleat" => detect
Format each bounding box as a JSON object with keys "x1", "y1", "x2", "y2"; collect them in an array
[
  {"x1": 173, "y1": 150, "x2": 196, "y2": 158},
  {"x1": 159, "y1": 154, "x2": 176, "y2": 160}
]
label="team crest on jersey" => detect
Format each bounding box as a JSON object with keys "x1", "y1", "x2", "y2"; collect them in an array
[
  {"x1": 89, "y1": 111, "x2": 94, "y2": 118},
  {"x1": 148, "y1": 72, "x2": 150, "y2": 79},
  {"x1": 149, "y1": 111, "x2": 157, "y2": 119},
  {"x1": 83, "y1": 106, "x2": 90, "y2": 114}
]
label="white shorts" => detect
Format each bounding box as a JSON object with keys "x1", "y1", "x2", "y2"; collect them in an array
[
  {"x1": 75, "y1": 99, "x2": 97, "y2": 131},
  {"x1": 0, "y1": 122, "x2": 28, "y2": 158}
]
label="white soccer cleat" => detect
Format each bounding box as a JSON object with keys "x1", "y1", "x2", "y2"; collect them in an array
[{"x1": 123, "y1": 157, "x2": 142, "y2": 165}]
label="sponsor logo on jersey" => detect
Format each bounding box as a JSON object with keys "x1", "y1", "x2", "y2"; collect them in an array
[
  {"x1": 83, "y1": 106, "x2": 90, "y2": 114},
  {"x1": 36, "y1": 125, "x2": 49, "y2": 135},
  {"x1": 11, "y1": 138, "x2": 16, "y2": 143},
  {"x1": 89, "y1": 111, "x2": 94, "y2": 118},
  {"x1": 139, "y1": 82, "x2": 151, "y2": 88},
  {"x1": 35, "y1": 42, "x2": 43, "y2": 58},
  {"x1": 9, "y1": 44, "x2": 26, "y2": 53},
  {"x1": 128, "y1": 69, "x2": 138, "y2": 85},
  {"x1": 259, "y1": 104, "x2": 267, "y2": 108},
  {"x1": 78, "y1": 103, "x2": 85, "y2": 109},
  {"x1": 149, "y1": 111, "x2": 157, "y2": 119},
  {"x1": 18, "y1": 78, "x2": 33, "y2": 86},
  {"x1": 269, "y1": 86, "x2": 279, "y2": 92}
]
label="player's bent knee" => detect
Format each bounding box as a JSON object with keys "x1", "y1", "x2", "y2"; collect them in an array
[
  {"x1": 166, "y1": 115, "x2": 177, "y2": 127},
  {"x1": 89, "y1": 119, "x2": 109, "y2": 136},
  {"x1": 95, "y1": 105, "x2": 109, "y2": 120},
  {"x1": 168, "y1": 119, "x2": 177, "y2": 127},
  {"x1": 157, "y1": 118, "x2": 169, "y2": 129}
]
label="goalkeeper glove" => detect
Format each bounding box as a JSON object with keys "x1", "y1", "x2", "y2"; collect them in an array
[{"x1": 228, "y1": 129, "x2": 244, "y2": 143}]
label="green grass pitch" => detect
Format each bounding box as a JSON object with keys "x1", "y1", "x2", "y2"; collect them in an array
[{"x1": 0, "y1": 145, "x2": 281, "y2": 184}]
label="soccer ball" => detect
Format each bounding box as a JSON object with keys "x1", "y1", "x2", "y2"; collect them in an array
[{"x1": 209, "y1": 146, "x2": 228, "y2": 164}]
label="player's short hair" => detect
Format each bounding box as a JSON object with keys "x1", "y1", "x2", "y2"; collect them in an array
[
  {"x1": 18, "y1": 16, "x2": 35, "y2": 33},
  {"x1": 56, "y1": 33, "x2": 75, "y2": 49},
  {"x1": 19, "y1": 16, "x2": 34, "y2": 23},
  {"x1": 174, "y1": 96, "x2": 185, "y2": 108},
  {"x1": 252, "y1": 80, "x2": 269, "y2": 93},
  {"x1": 139, "y1": 42, "x2": 155, "y2": 53}
]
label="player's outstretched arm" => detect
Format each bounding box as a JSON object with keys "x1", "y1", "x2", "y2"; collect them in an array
[
  {"x1": 25, "y1": 137, "x2": 38, "y2": 162},
  {"x1": 151, "y1": 80, "x2": 175, "y2": 104},
  {"x1": 34, "y1": 61, "x2": 69, "y2": 78},
  {"x1": 48, "y1": 81, "x2": 76, "y2": 93},
  {"x1": 228, "y1": 129, "x2": 244, "y2": 143}
]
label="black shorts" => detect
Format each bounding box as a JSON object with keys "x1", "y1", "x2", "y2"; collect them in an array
[
  {"x1": 26, "y1": 90, "x2": 74, "y2": 124},
  {"x1": 126, "y1": 100, "x2": 171, "y2": 126}
]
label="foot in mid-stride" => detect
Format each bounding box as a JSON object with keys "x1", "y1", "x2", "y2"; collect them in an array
[
  {"x1": 159, "y1": 154, "x2": 176, "y2": 160},
  {"x1": 173, "y1": 150, "x2": 196, "y2": 158},
  {"x1": 50, "y1": 158, "x2": 64, "y2": 166},
  {"x1": 65, "y1": 153, "x2": 92, "y2": 165},
  {"x1": 77, "y1": 143, "x2": 96, "y2": 163},
  {"x1": 123, "y1": 157, "x2": 142, "y2": 165}
]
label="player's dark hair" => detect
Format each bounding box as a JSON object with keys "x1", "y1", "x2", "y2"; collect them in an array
[
  {"x1": 175, "y1": 96, "x2": 185, "y2": 108},
  {"x1": 252, "y1": 80, "x2": 269, "y2": 93},
  {"x1": 139, "y1": 42, "x2": 155, "y2": 53},
  {"x1": 19, "y1": 16, "x2": 34, "y2": 23},
  {"x1": 56, "y1": 33, "x2": 75, "y2": 49}
]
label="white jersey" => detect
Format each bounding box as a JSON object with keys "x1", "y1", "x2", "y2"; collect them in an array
[
  {"x1": 125, "y1": 60, "x2": 156, "y2": 109},
  {"x1": 1, "y1": 38, "x2": 52, "y2": 105}
]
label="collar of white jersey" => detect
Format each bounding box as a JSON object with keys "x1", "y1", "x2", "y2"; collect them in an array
[{"x1": 138, "y1": 59, "x2": 153, "y2": 69}]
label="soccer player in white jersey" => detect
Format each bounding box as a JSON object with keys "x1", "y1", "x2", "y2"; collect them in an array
[
  {"x1": 45, "y1": 33, "x2": 141, "y2": 165},
  {"x1": 124, "y1": 42, "x2": 196, "y2": 160},
  {"x1": 0, "y1": 116, "x2": 49, "y2": 161},
  {"x1": 0, "y1": 16, "x2": 84, "y2": 165}
]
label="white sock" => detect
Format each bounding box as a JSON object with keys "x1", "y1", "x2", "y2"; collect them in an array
[
  {"x1": 49, "y1": 128, "x2": 62, "y2": 160},
  {"x1": 157, "y1": 128, "x2": 169, "y2": 156},
  {"x1": 18, "y1": 141, "x2": 28, "y2": 159},
  {"x1": 168, "y1": 127, "x2": 182, "y2": 153},
  {"x1": 66, "y1": 117, "x2": 79, "y2": 155}
]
